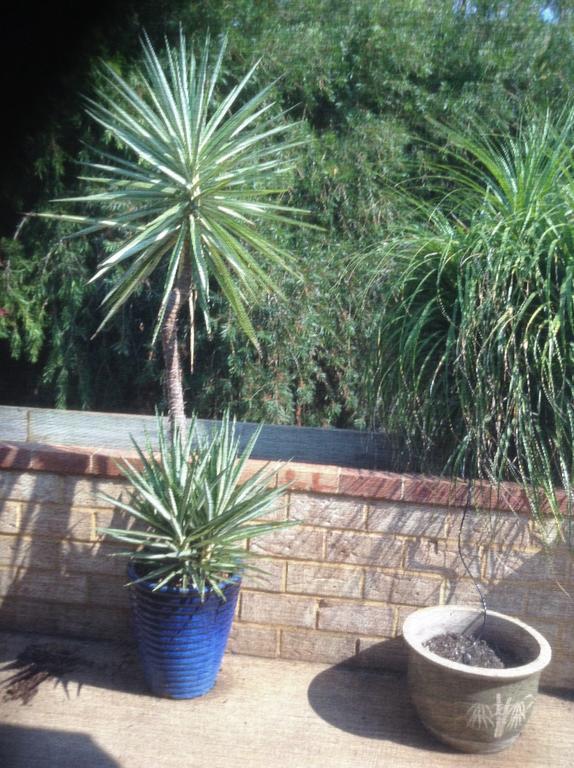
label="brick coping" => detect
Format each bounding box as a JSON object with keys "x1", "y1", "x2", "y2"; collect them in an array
[{"x1": 0, "y1": 440, "x2": 564, "y2": 515}]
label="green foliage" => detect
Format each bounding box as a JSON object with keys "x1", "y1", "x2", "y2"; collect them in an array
[
  {"x1": 191, "y1": 237, "x2": 370, "y2": 427},
  {"x1": 0, "y1": 213, "x2": 164, "y2": 409},
  {"x1": 48, "y1": 33, "x2": 309, "y2": 349},
  {"x1": 4, "y1": 1, "x2": 574, "y2": 426},
  {"x1": 368, "y1": 107, "x2": 574, "y2": 530},
  {"x1": 0, "y1": 236, "x2": 45, "y2": 362},
  {"x1": 100, "y1": 413, "x2": 292, "y2": 597}
]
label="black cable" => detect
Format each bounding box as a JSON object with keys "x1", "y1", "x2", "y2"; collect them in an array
[{"x1": 458, "y1": 467, "x2": 488, "y2": 643}]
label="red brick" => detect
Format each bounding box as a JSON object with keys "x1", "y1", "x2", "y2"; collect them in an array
[
  {"x1": 278, "y1": 464, "x2": 340, "y2": 494},
  {"x1": 339, "y1": 469, "x2": 403, "y2": 501},
  {"x1": 466, "y1": 480, "x2": 515, "y2": 512},
  {"x1": 89, "y1": 448, "x2": 144, "y2": 477},
  {"x1": 238, "y1": 459, "x2": 281, "y2": 487},
  {"x1": 488, "y1": 482, "x2": 532, "y2": 514},
  {"x1": 470, "y1": 479, "x2": 559, "y2": 516},
  {"x1": 402, "y1": 475, "x2": 468, "y2": 508},
  {"x1": 32, "y1": 445, "x2": 92, "y2": 475},
  {"x1": 554, "y1": 489, "x2": 569, "y2": 514},
  {"x1": 471, "y1": 480, "x2": 525, "y2": 513},
  {"x1": 0, "y1": 444, "x2": 33, "y2": 472},
  {"x1": 0, "y1": 443, "x2": 93, "y2": 475}
]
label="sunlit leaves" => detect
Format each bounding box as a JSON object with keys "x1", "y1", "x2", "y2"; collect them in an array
[
  {"x1": 369, "y1": 107, "x2": 574, "y2": 536},
  {"x1": 52, "y1": 31, "x2": 308, "y2": 350},
  {"x1": 100, "y1": 413, "x2": 292, "y2": 597}
]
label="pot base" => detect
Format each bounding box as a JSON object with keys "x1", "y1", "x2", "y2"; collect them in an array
[{"x1": 423, "y1": 720, "x2": 518, "y2": 754}]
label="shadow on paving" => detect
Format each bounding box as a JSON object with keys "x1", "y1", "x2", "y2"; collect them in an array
[
  {"x1": 0, "y1": 723, "x2": 119, "y2": 768},
  {"x1": 307, "y1": 644, "x2": 451, "y2": 754},
  {"x1": 541, "y1": 685, "x2": 574, "y2": 702},
  {"x1": 0, "y1": 632, "x2": 149, "y2": 703}
]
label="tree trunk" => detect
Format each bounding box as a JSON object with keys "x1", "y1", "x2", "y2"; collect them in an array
[{"x1": 161, "y1": 268, "x2": 191, "y2": 435}]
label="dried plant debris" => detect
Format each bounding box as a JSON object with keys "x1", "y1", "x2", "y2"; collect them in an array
[
  {"x1": 424, "y1": 633, "x2": 523, "y2": 669},
  {"x1": 1, "y1": 644, "x2": 88, "y2": 704}
]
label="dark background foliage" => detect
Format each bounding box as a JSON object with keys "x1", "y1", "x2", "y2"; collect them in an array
[{"x1": 1, "y1": 0, "x2": 573, "y2": 426}]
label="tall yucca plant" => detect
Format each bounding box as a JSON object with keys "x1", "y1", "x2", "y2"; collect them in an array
[
  {"x1": 45, "y1": 32, "x2": 308, "y2": 429},
  {"x1": 369, "y1": 109, "x2": 574, "y2": 537}
]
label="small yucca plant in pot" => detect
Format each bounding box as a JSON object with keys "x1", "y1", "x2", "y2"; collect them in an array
[{"x1": 101, "y1": 412, "x2": 291, "y2": 698}]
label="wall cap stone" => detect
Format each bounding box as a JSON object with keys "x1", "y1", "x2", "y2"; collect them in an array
[{"x1": 0, "y1": 439, "x2": 564, "y2": 515}]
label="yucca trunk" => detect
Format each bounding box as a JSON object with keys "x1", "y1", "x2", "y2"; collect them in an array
[{"x1": 161, "y1": 269, "x2": 190, "y2": 434}]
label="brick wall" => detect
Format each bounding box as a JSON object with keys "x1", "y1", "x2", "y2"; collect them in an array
[{"x1": 0, "y1": 439, "x2": 572, "y2": 689}]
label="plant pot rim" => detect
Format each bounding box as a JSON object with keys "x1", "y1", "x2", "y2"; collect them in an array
[
  {"x1": 127, "y1": 562, "x2": 241, "y2": 596},
  {"x1": 403, "y1": 605, "x2": 552, "y2": 680}
]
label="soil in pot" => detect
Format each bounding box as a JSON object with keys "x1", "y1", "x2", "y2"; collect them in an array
[{"x1": 425, "y1": 632, "x2": 523, "y2": 669}]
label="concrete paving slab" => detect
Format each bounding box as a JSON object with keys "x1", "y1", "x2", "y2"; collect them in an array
[{"x1": 0, "y1": 631, "x2": 572, "y2": 768}]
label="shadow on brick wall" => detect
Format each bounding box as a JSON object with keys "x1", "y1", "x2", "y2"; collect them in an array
[
  {"x1": 0, "y1": 466, "x2": 132, "y2": 642},
  {"x1": 443, "y1": 537, "x2": 574, "y2": 690}
]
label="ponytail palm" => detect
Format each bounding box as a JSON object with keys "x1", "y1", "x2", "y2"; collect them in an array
[
  {"x1": 370, "y1": 109, "x2": 574, "y2": 535},
  {"x1": 48, "y1": 32, "x2": 308, "y2": 428}
]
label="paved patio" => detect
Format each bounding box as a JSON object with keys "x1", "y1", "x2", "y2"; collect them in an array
[{"x1": 0, "y1": 631, "x2": 572, "y2": 768}]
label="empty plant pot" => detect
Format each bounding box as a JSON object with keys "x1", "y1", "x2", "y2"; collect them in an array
[
  {"x1": 402, "y1": 606, "x2": 552, "y2": 753},
  {"x1": 128, "y1": 564, "x2": 241, "y2": 699}
]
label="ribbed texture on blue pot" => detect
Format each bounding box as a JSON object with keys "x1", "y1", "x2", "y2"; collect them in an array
[{"x1": 128, "y1": 563, "x2": 241, "y2": 699}]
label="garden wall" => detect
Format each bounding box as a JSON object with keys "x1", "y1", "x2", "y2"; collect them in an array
[{"x1": 0, "y1": 407, "x2": 572, "y2": 689}]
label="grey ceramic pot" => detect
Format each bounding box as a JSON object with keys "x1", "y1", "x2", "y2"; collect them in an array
[{"x1": 402, "y1": 606, "x2": 552, "y2": 754}]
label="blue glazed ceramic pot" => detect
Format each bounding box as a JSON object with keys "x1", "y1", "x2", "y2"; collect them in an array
[{"x1": 128, "y1": 563, "x2": 241, "y2": 698}]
